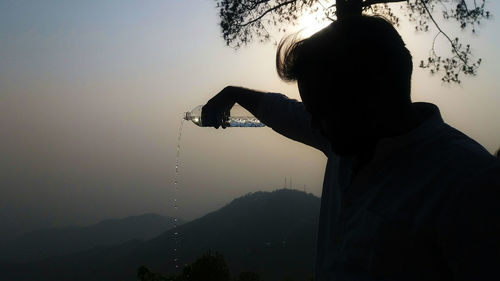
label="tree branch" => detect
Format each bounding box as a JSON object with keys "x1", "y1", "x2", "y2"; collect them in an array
[
  {"x1": 318, "y1": 0, "x2": 336, "y2": 21},
  {"x1": 361, "y1": 0, "x2": 407, "y2": 7},
  {"x1": 245, "y1": 0, "x2": 271, "y2": 11},
  {"x1": 237, "y1": 0, "x2": 298, "y2": 27},
  {"x1": 326, "y1": 2, "x2": 336, "y2": 10},
  {"x1": 419, "y1": 0, "x2": 469, "y2": 65}
]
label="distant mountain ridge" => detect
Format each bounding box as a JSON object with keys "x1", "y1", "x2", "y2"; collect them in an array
[
  {"x1": 0, "y1": 189, "x2": 320, "y2": 281},
  {"x1": 0, "y1": 213, "x2": 182, "y2": 263}
]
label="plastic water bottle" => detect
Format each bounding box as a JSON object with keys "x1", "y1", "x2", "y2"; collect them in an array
[{"x1": 184, "y1": 104, "x2": 265, "y2": 127}]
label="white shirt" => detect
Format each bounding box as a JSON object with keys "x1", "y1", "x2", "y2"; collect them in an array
[{"x1": 256, "y1": 92, "x2": 499, "y2": 281}]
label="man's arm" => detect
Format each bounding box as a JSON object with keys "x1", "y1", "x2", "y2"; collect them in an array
[{"x1": 202, "y1": 86, "x2": 330, "y2": 154}]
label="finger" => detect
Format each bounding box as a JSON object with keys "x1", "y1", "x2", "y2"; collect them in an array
[
  {"x1": 223, "y1": 108, "x2": 231, "y2": 129},
  {"x1": 222, "y1": 116, "x2": 229, "y2": 129},
  {"x1": 221, "y1": 114, "x2": 226, "y2": 129},
  {"x1": 215, "y1": 112, "x2": 224, "y2": 129}
]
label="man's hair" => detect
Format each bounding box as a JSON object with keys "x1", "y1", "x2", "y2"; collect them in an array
[{"x1": 276, "y1": 15, "x2": 413, "y2": 101}]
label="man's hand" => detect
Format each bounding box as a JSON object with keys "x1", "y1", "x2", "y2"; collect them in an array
[{"x1": 202, "y1": 86, "x2": 238, "y2": 128}]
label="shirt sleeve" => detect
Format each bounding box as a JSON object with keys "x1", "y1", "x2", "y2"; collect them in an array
[
  {"x1": 437, "y1": 164, "x2": 500, "y2": 280},
  {"x1": 254, "y1": 92, "x2": 330, "y2": 155}
]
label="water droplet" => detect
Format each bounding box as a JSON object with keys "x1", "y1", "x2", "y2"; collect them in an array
[{"x1": 172, "y1": 119, "x2": 184, "y2": 273}]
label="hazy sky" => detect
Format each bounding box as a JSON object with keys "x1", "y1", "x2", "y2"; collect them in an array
[{"x1": 1, "y1": 0, "x2": 499, "y2": 238}]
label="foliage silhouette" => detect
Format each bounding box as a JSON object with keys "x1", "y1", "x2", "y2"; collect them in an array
[
  {"x1": 215, "y1": 0, "x2": 491, "y2": 83},
  {"x1": 137, "y1": 265, "x2": 178, "y2": 281},
  {"x1": 236, "y1": 271, "x2": 262, "y2": 281},
  {"x1": 183, "y1": 251, "x2": 231, "y2": 281},
  {"x1": 138, "y1": 252, "x2": 237, "y2": 281},
  {"x1": 137, "y1": 251, "x2": 316, "y2": 281}
]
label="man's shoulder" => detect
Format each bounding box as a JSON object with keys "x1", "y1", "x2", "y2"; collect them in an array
[
  {"x1": 438, "y1": 123, "x2": 488, "y2": 151},
  {"x1": 399, "y1": 117, "x2": 495, "y2": 182},
  {"x1": 460, "y1": 159, "x2": 500, "y2": 187},
  {"x1": 428, "y1": 122, "x2": 498, "y2": 181},
  {"x1": 408, "y1": 103, "x2": 491, "y2": 162},
  {"x1": 443, "y1": 122, "x2": 491, "y2": 152}
]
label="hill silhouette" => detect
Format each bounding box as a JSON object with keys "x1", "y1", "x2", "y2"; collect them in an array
[
  {"x1": 0, "y1": 189, "x2": 320, "y2": 281},
  {"x1": 0, "y1": 213, "x2": 182, "y2": 263}
]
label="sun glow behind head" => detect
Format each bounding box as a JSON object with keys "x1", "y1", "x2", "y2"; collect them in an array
[{"x1": 296, "y1": 12, "x2": 332, "y2": 38}]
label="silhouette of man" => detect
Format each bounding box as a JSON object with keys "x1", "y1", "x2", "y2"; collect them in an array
[{"x1": 202, "y1": 16, "x2": 500, "y2": 281}]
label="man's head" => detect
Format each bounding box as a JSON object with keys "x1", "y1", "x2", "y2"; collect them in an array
[{"x1": 276, "y1": 15, "x2": 414, "y2": 156}]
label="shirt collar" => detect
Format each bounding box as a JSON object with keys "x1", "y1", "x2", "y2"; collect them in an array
[{"x1": 369, "y1": 102, "x2": 445, "y2": 165}]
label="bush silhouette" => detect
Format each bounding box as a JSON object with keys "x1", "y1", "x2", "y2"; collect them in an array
[
  {"x1": 236, "y1": 271, "x2": 261, "y2": 281},
  {"x1": 183, "y1": 251, "x2": 230, "y2": 281}
]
